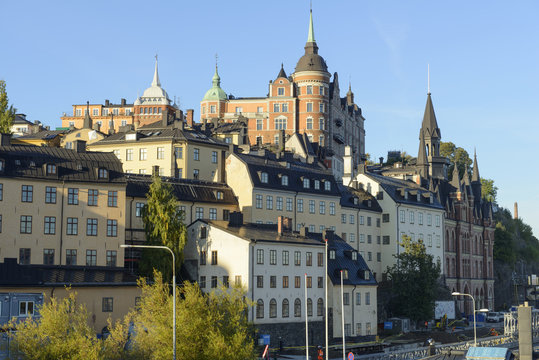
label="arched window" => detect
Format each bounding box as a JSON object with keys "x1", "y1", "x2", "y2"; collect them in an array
[
  {"x1": 269, "y1": 299, "x2": 277, "y2": 318},
  {"x1": 256, "y1": 299, "x2": 264, "y2": 319},
  {"x1": 446, "y1": 258, "x2": 451, "y2": 277},
  {"x1": 282, "y1": 299, "x2": 289, "y2": 318},
  {"x1": 294, "y1": 298, "x2": 301, "y2": 317},
  {"x1": 317, "y1": 298, "x2": 324, "y2": 316},
  {"x1": 307, "y1": 298, "x2": 313, "y2": 317}
]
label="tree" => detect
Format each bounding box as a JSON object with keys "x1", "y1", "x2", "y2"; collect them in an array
[
  {"x1": 480, "y1": 178, "x2": 498, "y2": 203},
  {"x1": 439, "y1": 141, "x2": 472, "y2": 180},
  {"x1": 0, "y1": 80, "x2": 16, "y2": 134},
  {"x1": 128, "y1": 271, "x2": 255, "y2": 360},
  {"x1": 140, "y1": 175, "x2": 187, "y2": 281},
  {"x1": 386, "y1": 235, "x2": 441, "y2": 322}
]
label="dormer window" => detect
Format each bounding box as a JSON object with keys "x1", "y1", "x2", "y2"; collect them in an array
[
  {"x1": 368, "y1": 200, "x2": 372, "y2": 207},
  {"x1": 329, "y1": 250, "x2": 336, "y2": 259},
  {"x1": 30, "y1": 161, "x2": 36, "y2": 167},
  {"x1": 46, "y1": 164, "x2": 57, "y2": 175},
  {"x1": 314, "y1": 180, "x2": 320, "y2": 190},
  {"x1": 342, "y1": 269, "x2": 349, "y2": 279},
  {"x1": 281, "y1": 175, "x2": 289, "y2": 186},
  {"x1": 352, "y1": 252, "x2": 357, "y2": 261},
  {"x1": 278, "y1": 87, "x2": 284, "y2": 95},
  {"x1": 417, "y1": 192, "x2": 421, "y2": 202},
  {"x1": 364, "y1": 271, "x2": 370, "y2": 280},
  {"x1": 324, "y1": 181, "x2": 331, "y2": 191},
  {"x1": 353, "y1": 197, "x2": 359, "y2": 205},
  {"x1": 98, "y1": 168, "x2": 108, "y2": 179},
  {"x1": 15, "y1": 160, "x2": 21, "y2": 166},
  {"x1": 77, "y1": 164, "x2": 83, "y2": 171},
  {"x1": 216, "y1": 191, "x2": 223, "y2": 200},
  {"x1": 0, "y1": 160, "x2": 3, "y2": 172},
  {"x1": 303, "y1": 178, "x2": 310, "y2": 189},
  {"x1": 126, "y1": 133, "x2": 137, "y2": 141},
  {"x1": 260, "y1": 172, "x2": 268, "y2": 183}
]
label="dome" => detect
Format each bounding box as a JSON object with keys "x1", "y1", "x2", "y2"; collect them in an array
[
  {"x1": 294, "y1": 10, "x2": 328, "y2": 74},
  {"x1": 136, "y1": 58, "x2": 171, "y2": 105},
  {"x1": 202, "y1": 65, "x2": 227, "y2": 101}
]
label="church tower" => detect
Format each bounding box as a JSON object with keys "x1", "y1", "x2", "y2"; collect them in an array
[{"x1": 419, "y1": 91, "x2": 449, "y2": 180}]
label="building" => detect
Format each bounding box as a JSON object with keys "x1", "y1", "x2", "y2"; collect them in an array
[
  {"x1": 11, "y1": 129, "x2": 67, "y2": 147},
  {"x1": 0, "y1": 139, "x2": 126, "y2": 267},
  {"x1": 199, "y1": 10, "x2": 366, "y2": 179},
  {"x1": 88, "y1": 118, "x2": 229, "y2": 181},
  {"x1": 10, "y1": 114, "x2": 45, "y2": 137}
]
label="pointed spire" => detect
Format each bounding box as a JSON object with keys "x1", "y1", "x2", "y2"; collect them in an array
[
  {"x1": 152, "y1": 54, "x2": 161, "y2": 87},
  {"x1": 463, "y1": 166, "x2": 471, "y2": 186},
  {"x1": 450, "y1": 163, "x2": 461, "y2": 188},
  {"x1": 212, "y1": 64, "x2": 221, "y2": 87},
  {"x1": 417, "y1": 133, "x2": 428, "y2": 166},
  {"x1": 277, "y1": 63, "x2": 287, "y2": 79},
  {"x1": 472, "y1": 148, "x2": 480, "y2": 182},
  {"x1": 307, "y1": 7, "x2": 315, "y2": 43},
  {"x1": 421, "y1": 93, "x2": 440, "y2": 139}
]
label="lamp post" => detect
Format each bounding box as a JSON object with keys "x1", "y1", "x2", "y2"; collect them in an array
[
  {"x1": 324, "y1": 239, "x2": 328, "y2": 360},
  {"x1": 122, "y1": 244, "x2": 176, "y2": 360},
  {"x1": 451, "y1": 292, "x2": 487, "y2": 347}
]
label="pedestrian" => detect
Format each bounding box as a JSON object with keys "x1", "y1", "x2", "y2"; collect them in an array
[
  {"x1": 424, "y1": 320, "x2": 428, "y2": 331},
  {"x1": 317, "y1": 345, "x2": 324, "y2": 360}
]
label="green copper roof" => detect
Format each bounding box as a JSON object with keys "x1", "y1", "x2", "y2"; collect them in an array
[
  {"x1": 307, "y1": 9, "x2": 315, "y2": 43},
  {"x1": 203, "y1": 65, "x2": 227, "y2": 101}
]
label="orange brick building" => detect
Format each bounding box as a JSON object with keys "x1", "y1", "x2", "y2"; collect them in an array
[{"x1": 199, "y1": 10, "x2": 366, "y2": 177}]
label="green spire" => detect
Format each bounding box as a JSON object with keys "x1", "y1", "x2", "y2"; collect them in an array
[
  {"x1": 203, "y1": 63, "x2": 227, "y2": 101},
  {"x1": 307, "y1": 9, "x2": 315, "y2": 43},
  {"x1": 212, "y1": 65, "x2": 221, "y2": 87}
]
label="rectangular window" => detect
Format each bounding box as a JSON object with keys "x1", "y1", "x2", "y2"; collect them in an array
[
  {"x1": 45, "y1": 186, "x2": 56, "y2": 204},
  {"x1": 382, "y1": 213, "x2": 390, "y2": 223},
  {"x1": 368, "y1": 252, "x2": 372, "y2": 261},
  {"x1": 283, "y1": 276, "x2": 289, "y2": 288},
  {"x1": 360, "y1": 234, "x2": 365, "y2": 243},
  {"x1": 107, "y1": 219, "x2": 118, "y2": 237},
  {"x1": 44, "y1": 216, "x2": 56, "y2": 234},
  {"x1": 255, "y1": 194, "x2": 263, "y2": 209},
  {"x1": 330, "y1": 202, "x2": 335, "y2": 215},
  {"x1": 195, "y1": 207, "x2": 204, "y2": 219},
  {"x1": 377, "y1": 252, "x2": 381, "y2": 262},
  {"x1": 194, "y1": 148, "x2": 200, "y2": 161},
  {"x1": 211, "y1": 151, "x2": 218, "y2": 164},
  {"x1": 286, "y1": 197, "x2": 293, "y2": 211},
  {"x1": 359, "y1": 216, "x2": 365, "y2": 225},
  {"x1": 211, "y1": 251, "x2": 218, "y2": 265},
  {"x1": 86, "y1": 218, "x2": 98, "y2": 236},
  {"x1": 106, "y1": 250, "x2": 117, "y2": 267},
  {"x1": 87, "y1": 189, "x2": 98, "y2": 206},
  {"x1": 174, "y1": 147, "x2": 183, "y2": 159},
  {"x1": 282, "y1": 103, "x2": 288, "y2": 112},
  {"x1": 350, "y1": 214, "x2": 355, "y2": 224},
  {"x1": 276, "y1": 196, "x2": 283, "y2": 211},
  {"x1": 211, "y1": 276, "x2": 218, "y2": 288},
  {"x1": 21, "y1": 185, "x2": 33, "y2": 202},
  {"x1": 410, "y1": 211, "x2": 415, "y2": 224},
  {"x1": 256, "y1": 119, "x2": 263, "y2": 130},
  {"x1": 341, "y1": 214, "x2": 347, "y2": 224},
  {"x1": 270, "y1": 250, "x2": 277, "y2": 265},
  {"x1": 257, "y1": 275, "x2": 263, "y2": 288},
  {"x1": 126, "y1": 149, "x2": 133, "y2": 161},
  {"x1": 257, "y1": 249, "x2": 264, "y2": 264},
  {"x1": 235, "y1": 275, "x2": 242, "y2": 287},
  {"x1": 266, "y1": 195, "x2": 273, "y2": 210},
  {"x1": 294, "y1": 251, "x2": 301, "y2": 266},
  {"x1": 356, "y1": 292, "x2": 361, "y2": 305},
  {"x1": 209, "y1": 208, "x2": 217, "y2": 220},
  {"x1": 43, "y1": 249, "x2": 55, "y2": 265},
  {"x1": 136, "y1": 202, "x2": 144, "y2": 217},
  {"x1": 377, "y1": 218, "x2": 381, "y2": 227},
  {"x1": 309, "y1": 200, "x2": 315, "y2": 214},
  {"x1": 20, "y1": 215, "x2": 32, "y2": 234},
  {"x1": 86, "y1": 250, "x2": 97, "y2": 266},
  {"x1": 436, "y1": 215, "x2": 441, "y2": 227},
  {"x1": 306, "y1": 117, "x2": 313, "y2": 129},
  {"x1": 19, "y1": 301, "x2": 34, "y2": 316},
  {"x1": 427, "y1": 214, "x2": 432, "y2": 226},
  {"x1": 102, "y1": 298, "x2": 113, "y2": 312},
  {"x1": 306, "y1": 85, "x2": 313, "y2": 94},
  {"x1": 273, "y1": 103, "x2": 280, "y2": 112},
  {"x1": 350, "y1": 234, "x2": 356, "y2": 243},
  {"x1": 270, "y1": 275, "x2": 276, "y2": 288},
  {"x1": 294, "y1": 276, "x2": 300, "y2": 288},
  {"x1": 19, "y1": 248, "x2": 31, "y2": 265},
  {"x1": 199, "y1": 251, "x2": 207, "y2": 266},
  {"x1": 210, "y1": 105, "x2": 216, "y2": 114},
  {"x1": 343, "y1": 293, "x2": 350, "y2": 305},
  {"x1": 108, "y1": 191, "x2": 118, "y2": 207},
  {"x1": 418, "y1": 212, "x2": 423, "y2": 225},
  {"x1": 306, "y1": 276, "x2": 312, "y2": 288},
  {"x1": 306, "y1": 252, "x2": 312, "y2": 266},
  {"x1": 366, "y1": 292, "x2": 371, "y2": 305},
  {"x1": 319, "y1": 103, "x2": 324, "y2": 113},
  {"x1": 282, "y1": 250, "x2": 289, "y2": 265},
  {"x1": 139, "y1": 148, "x2": 147, "y2": 161},
  {"x1": 383, "y1": 235, "x2": 390, "y2": 244},
  {"x1": 319, "y1": 201, "x2": 325, "y2": 215},
  {"x1": 66, "y1": 249, "x2": 77, "y2": 265},
  {"x1": 297, "y1": 199, "x2": 303, "y2": 213},
  {"x1": 156, "y1": 147, "x2": 165, "y2": 160}
]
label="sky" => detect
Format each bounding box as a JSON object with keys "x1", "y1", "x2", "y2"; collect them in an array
[{"x1": 2, "y1": 1, "x2": 538, "y2": 236}]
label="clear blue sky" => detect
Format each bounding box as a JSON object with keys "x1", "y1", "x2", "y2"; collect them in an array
[{"x1": 2, "y1": 1, "x2": 538, "y2": 236}]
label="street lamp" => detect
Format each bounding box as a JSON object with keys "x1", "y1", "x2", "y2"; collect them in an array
[
  {"x1": 451, "y1": 292, "x2": 488, "y2": 347},
  {"x1": 122, "y1": 244, "x2": 176, "y2": 360}
]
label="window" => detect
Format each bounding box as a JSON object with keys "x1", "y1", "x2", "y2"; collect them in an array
[
  {"x1": 350, "y1": 234, "x2": 356, "y2": 243},
  {"x1": 366, "y1": 292, "x2": 371, "y2": 305},
  {"x1": 107, "y1": 191, "x2": 118, "y2": 207},
  {"x1": 294, "y1": 251, "x2": 301, "y2": 266},
  {"x1": 194, "y1": 148, "x2": 200, "y2": 161},
  {"x1": 210, "y1": 105, "x2": 216, "y2": 114},
  {"x1": 255, "y1": 194, "x2": 263, "y2": 209},
  {"x1": 44, "y1": 216, "x2": 56, "y2": 234},
  {"x1": 20, "y1": 215, "x2": 32, "y2": 234},
  {"x1": 427, "y1": 214, "x2": 432, "y2": 226},
  {"x1": 0, "y1": 215, "x2": 2, "y2": 233},
  {"x1": 273, "y1": 103, "x2": 280, "y2": 112},
  {"x1": 87, "y1": 189, "x2": 98, "y2": 206},
  {"x1": 76, "y1": 109, "x2": 82, "y2": 116},
  {"x1": 275, "y1": 117, "x2": 287, "y2": 129},
  {"x1": 343, "y1": 293, "x2": 350, "y2": 305},
  {"x1": 295, "y1": 276, "x2": 301, "y2": 288},
  {"x1": 294, "y1": 298, "x2": 301, "y2": 317},
  {"x1": 306, "y1": 276, "x2": 312, "y2": 288},
  {"x1": 235, "y1": 275, "x2": 242, "y2": 286},
  {"x1": 270, "y1": 250, "x2": 277, "y2": 265},
  {"x1": 306, "y1": 85, "x2": 313, "y2": 94},
  {"x1": 319, "y1": 85, "x2": 324, "y2": 95},
  {"x1": 342, "y1": 214, "x2": 347, "y2": 225},
  {"x1": 309, "y1": 200, "x2": 315, "y2": 214},
  {"x1": 0, "y1": 184, "x2": 2, "y2": 201},
  {"x1": 157, "y1": 147, "x2": 165, "y2": 159},
  {"x1": 329, "y1": 250, "x2": 335, "y2": 259},
  {"x1": 282, "y1": 299, "x2": 289, "y2": 317},
  {"x1": 139, "y1": 148, "x2": 147, "y2": 161},
  {"x1": 43, "y1": 249, "x2": 55, "y2": 265},
  {"x1": 199, "y1": 251, "x2": 207, "y2": 266},
  {"x1": 282, "y1": 103, "x2": 288, "y2": 112},
  {"x1": 257, "y1": 275, "x2": 263, "y2": 288},
  {"x1": 19, "y1": 301, "x2": 34, "y2": 317},
  {"x1": 106, "y1": 250, "x2": 117, "y2": 267},
  {"x1": 174, "y1": 147, "x2": 183, "y2": 159},
  {"x1": 257, "y1": 249, "x2": 264, "y2": 264},
  {"x1": 270, "y1": 276, "x2": 276, "y2": 288},
  {"x1": 383, "y1": 235, "x2": 390, "y2": 244},
  {"x1": 46, "y1": 163, "x2": 57, "y2": 175},
  {"x1": 282, "y1": 250, "x2": 289, "y2": 265},
  {"x1": 282, "y1": 276, "x2": 289, "y2": 288},
  {"x1": 418, "y1": 212, "x2": 423, "y2": 225},
  {"x1": 193, "y1": 169, "x2": 199, "y2": 179},
  {"x1": 211, "y1": 251, "x2": 218, "y2": 265},
  {"x1": 209, "y1": 208, "x2": 217, "y2": 220},
  {"x1": 410, "y1": 211, "x2": 415, "y2": 224},
  {"x1": 86, "y1": 250, "x2": 97, "y2": 266},
  {"x1": 268, "y1": 299, "x2": 277, "y2": 318},
  {"x1": 319, "y1": 103, "x2": 324, "y2": 113},
  {"x1": 307, "y1": 298, "x2": 313, "y2": 316},
  {"x1": 382, "y1": 213, "x2": 390, "y2": 223},
  {"x1": 256, "y1": 119, "x2": 263, "y2": 130},
  {"x1": 223, "y1": 276, "x2": 229, "y2": 288},
  {"x1": 135, "y1": 202, "x2": 144, "y2": 217},
  {"x1": 66, "y1": 249, "x2": 77, "y2": 265},
  {"x1": 211, "y1": 276, "x2": 218, "y2": 288},
  {"x1": 272, "y1": 197, "x2": 282, "y2": 212},
  {"x1": 126, "y1": 149, "x2": 133, "y2": 161},
  {"x1": 306, "y1": 117, "x2": 313, "y2": 129},
  {"x1": 286, "y1": 197, "x2": 293, "y2": 212},
  {"x1": 102, "y1": 298, "x2": 113, "y2": 312},
  {"x1": 19, "y1": 248, "x2": 31, "y2": 265},
  {"x1": 436, "y1": 215, "x2": 441, "y2": 227},
  {"x1": 319, "y1": 201, "x2": 326, "y2": 215},
  {"x1": 86, "y1": 218, "x2": 98, "y2": 236},
  {"x1": 359, "y1": 216, "x2": 364, "y2": 225},
  {"x1": 22, "y1": 185, "x2": 33, "y2": 202},
  {"x1": 297, "y1": 198, "x2": 303, "y2": 212},
  {"x1": 107, "y1": 219, "x2": 118, "y2": 237},
  {"x1": 98, "y1": 168, "x2": 108, "y2": 179},
  {"x1": 350, "y1": 214, "x2": 355, "y2": 224}
]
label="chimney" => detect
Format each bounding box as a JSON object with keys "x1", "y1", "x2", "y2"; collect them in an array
[
  {"x1": 283, "y1": 217, "x2": 292, "y2": 231},
  {"x1": 379, "y1": 157, "x2": 384, "y2": 165},
  {"x1": 105, "y1": 99, "x2": 110, "y2": 106},
  {"x1": 162, "y1": 108, "x2": 169, "y2": 127},
  {"x1": 173, "y1": 119, "x2": 184, "y2": 130},
  {"x1": 228, "y1": 211, "x2": 243, "y2": 227},
  {"x1": 74, "y1": 140, "x2": 86, "y2": 153},
  {"x1": 300, "y1": 226, "x2": 309, "y2": 237},
  {"x1": 152, "y1": 165, "x2": 160, "y2": 177},
  {"x1": 211, "y1": 117, "x2": 218, "y2": 128},
  {"x1": 92, "y1": 122, "x2": 101, "y2": 131},
  {"x1": 514, "y1": 202, "x2": 518, "y2": 219},
  {"x1": 186, "y1": 109, "x2": 194, "y2": 127},
  {"x1": 323, "y1": 229, "x2": 335, "y2": 242},
  {"x1": 0, "y1": 133, "x2": 11, "y2": 146},
  {"x1": 121, "y1": 98, "x2": 126, "y2": 106}
]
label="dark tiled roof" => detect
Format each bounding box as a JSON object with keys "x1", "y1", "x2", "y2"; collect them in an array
[
  {"x1": 126, "y1": 175, "x2": 238, "y2": 205},
  {"x1": 13, "y1": 114, "x2": 32, "y2": 125},
  {"x1": 16, "y1": 129, "x2": 67, "y2": 140},
  {"x1": 236, "y1": 152, "x2": 340, "y2": 196},
  {"x1": 363, "y1": 172, "x2": 443, "y2": 210},
  {"x1": 211, "y1": 121, "x2": 246, "y2": 134},
  {"x1": 0, "y1": 258, "x2": 138, "y2": 287},
  {"x1": 338, "y1": 184, "x2": 382, "y2": 212},
  {"x1": 0, "y1": 145, "x2": 125, "y2": 183},
  {"x1": 326, "y1": 235, "x2": 377, "y2": 286}
]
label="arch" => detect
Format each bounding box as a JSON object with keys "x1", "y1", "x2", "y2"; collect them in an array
[
  {"x1": 307, "y1": 298, "x2": 313, "y2": 317},
  {"x1": 282, "y1": 299, "x2": 289, "y2": 318},
  {"x1": 294, "y1": 298, "x2": 301, "y2": 317},
  {"x1": 269, "y1": 299, "x2": 277, "y2": 318},
  {"x1": 317, "y1": 298, "x2": 324, "y2": 316},
  {"x1": 256, "y1": 299, "x2": 264, "y2": 319}
]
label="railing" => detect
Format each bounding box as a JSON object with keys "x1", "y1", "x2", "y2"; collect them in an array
[{"x1": 504, "y1": 311, "x2": 539, "y2": 339}]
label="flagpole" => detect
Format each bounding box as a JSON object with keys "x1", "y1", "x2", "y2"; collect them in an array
[
  {"x1": 325, "y1": 239, "x2": 329, "y2": 360},
  {"x1": 305, "y1": 273, "x2": 309, "y2": 360},
  {"x1": 341, "y1": 270, "x2": 345, "y2": 360}
]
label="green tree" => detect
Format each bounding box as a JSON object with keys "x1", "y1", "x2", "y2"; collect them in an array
[
  {"x1": 386, "y1": 235, "x2": 441, "y2": 322},
  {"x1": 0, "y1": 80, "x2": 16, "y2": 134},
  {"x1": 129, "y1": 271, "x2": 255, "y2": 360},
  {"x1": 140, "y1": 175, "x2": 187, "y2": 281},
  {"x1": 480, "y1": 178, "x2": 498, "y2": 203},
  {"x1": 439, "y1": 141, "x2": 472, "y2": 180}
]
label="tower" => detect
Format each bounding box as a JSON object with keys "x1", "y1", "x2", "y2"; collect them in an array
[{"x1": 200, "y1": 63, "x2": 227, "y2": 122}]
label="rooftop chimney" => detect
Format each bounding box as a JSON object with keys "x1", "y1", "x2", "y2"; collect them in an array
[
  {"x1": 105, "y1": 99, "x2": 110, "y2": 106},
  {"x1": 186, "y1": 109, "x2": 194, "y2": 127},
  {"x1": 514, "y1": 202, "x2": 518, "y2": 219},
  {"x1": 162, "y1": 108, "x2": 169, "y2": 127},
  {"x1": 121, "y1": 98, "x2": 126, "y2": 106}
]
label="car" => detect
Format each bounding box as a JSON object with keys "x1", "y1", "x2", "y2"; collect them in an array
[{"x1": 486, "y1": 312, "x2": 503, "y2": 322}]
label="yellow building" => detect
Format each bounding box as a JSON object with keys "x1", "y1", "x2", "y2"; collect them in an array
[
  {"x1": 61, "y1": 127, "x2": 107, "y2": 149},
  {"x1": 0, "y1": 140, "x2": 126, "y2": 267},
  {"x1": 88, "y1": 119, "x2": 229, "y2": 181},
  {"x1": 11, "y1": 129, "x2": 66, "y2": 147}
]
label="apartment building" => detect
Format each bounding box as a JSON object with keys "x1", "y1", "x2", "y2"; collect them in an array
[{"x1": 0, "y1": 140, "x2": 126, "y2": 267}]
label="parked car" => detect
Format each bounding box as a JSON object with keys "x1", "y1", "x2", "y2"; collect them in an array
[{"x1": 486, "y1": 312, "x2": 503, "y2": 322}]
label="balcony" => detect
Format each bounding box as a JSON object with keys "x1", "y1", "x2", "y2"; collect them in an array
[{"x1": 333, "y1": 134, "x2": 345, "y2": 144}]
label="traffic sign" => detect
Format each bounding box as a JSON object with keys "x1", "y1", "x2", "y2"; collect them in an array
[{"x1": 348, "y1": 352, "x2": 354, "y2": 360}]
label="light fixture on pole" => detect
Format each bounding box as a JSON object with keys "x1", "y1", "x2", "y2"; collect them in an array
[
  {"x1": 451, "y1": 291, "x2": 487, "y2": 347},
  {"x1": 122, "y1": 244, "x2": 176, "y2": 360},
  {"x1": 324, "y1": 239, "x2": 329, "y2": 360}
]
